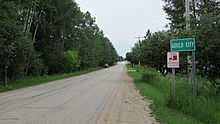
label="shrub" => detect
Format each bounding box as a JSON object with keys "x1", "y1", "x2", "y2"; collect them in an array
[
  {"x1": 57, "y1": 51, "x2": 80, "y2": 73},
  {"x1": 141, "y1": 68, "x2": 159, "y2": 83},
  {"x1": 29, "y1": 57, "x2": 44, "y2": 76}
]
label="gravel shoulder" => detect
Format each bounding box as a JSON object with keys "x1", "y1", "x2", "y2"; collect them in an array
[{"x1": 97, "y1": 66, "x2": 158, "y2": 124}]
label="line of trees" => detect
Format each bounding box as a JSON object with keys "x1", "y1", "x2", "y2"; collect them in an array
[
  {"x1": 0, "y1": 0, "x2": 118, "y2": 84},
  {"x1": 126, "y1": 0, "x2": 220, "y2": 92}
]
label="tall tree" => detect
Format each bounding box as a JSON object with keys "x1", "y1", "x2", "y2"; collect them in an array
[{"x1": 0, "y1": 1, "x2": 37, "y2": 84}]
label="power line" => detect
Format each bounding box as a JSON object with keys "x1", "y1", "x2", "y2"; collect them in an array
[{"x1": 135, "y1": 36, "x2": 145, "y2": 41}]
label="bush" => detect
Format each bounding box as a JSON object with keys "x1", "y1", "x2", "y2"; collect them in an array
[
  {"x1": 29, "y1": 58, "x2": 44, "y2": 76},
  {"x1": 141, "y1": 69, "x2": 156, "y2": 83},
  {"x1": 57, "y1": 51, "x2": 80, "y2": 73}
]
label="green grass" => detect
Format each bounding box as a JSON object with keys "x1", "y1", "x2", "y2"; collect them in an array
[
  {"x1": 0, "y1": 67, "x2": 101, "y2": 93},
  {"x1": 127, "y1": 65, "x2": 203, "y2": 124}
]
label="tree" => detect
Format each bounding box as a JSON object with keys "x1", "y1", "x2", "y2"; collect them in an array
[
  {"x1": 126, "y1": 31, "x2": 170, "y2": 76},
  {"x1": 163, "y1": 0, "x2": 186, "y2": 30},
  {"x1": 0, "y1": 1, "x2": 37, "y2": 84},
  {"x1": 56, "y1": 51, "x2": 80, "y2": 73},
  {"x1": 194, "y1": 0, "x2": 220, "y2": 85},
  {"x1": 0, "y1": 0, "x2": 118, "y2": 84}
]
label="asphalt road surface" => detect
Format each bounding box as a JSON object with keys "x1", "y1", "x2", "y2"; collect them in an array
[{"x1": 0, "y1": 64, "x2": 124, "y2": 124}]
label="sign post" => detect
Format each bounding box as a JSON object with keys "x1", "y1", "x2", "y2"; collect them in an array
[
  {"x1": 192, "y1": 51, "x2": 196, "y2": 96},
  {"x1": 172, "y1": 68, "x2": 176, "y2": 100},
  {"x1": 170, "y1": 38, "x2": 196, "y2": 97},
  {"x1": 167, "y1": 52, "x2": 179, "y2": 101}
]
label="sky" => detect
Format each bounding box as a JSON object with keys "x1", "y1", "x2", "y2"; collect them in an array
[{"x1": 75, "y1": 0, "x2": 169, "y2": 57}]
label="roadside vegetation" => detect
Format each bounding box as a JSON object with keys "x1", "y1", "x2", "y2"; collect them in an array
[
  {"x1": 126, "y1": 0, "x2": 220, "y2": 85},
  {"x1": 126, "y1": 1, "x2": 220, "y2": 123},
  {"x1": 0, "y1": 67, "x2": 100, "y2": 93},
  {"x1": 0, "y1": 1, "x2": 119, "y2": 86},
  {"x1": 127, "y1": 65, "x2": 220, "y2": 124}
]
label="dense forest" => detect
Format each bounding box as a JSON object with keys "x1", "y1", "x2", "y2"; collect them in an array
[
  {"x1": 126, "y1": 0, "x2": 220, "y2": 91},
  {"x1": 0, "y1": 0, "x2": 118, "y2": 84}
]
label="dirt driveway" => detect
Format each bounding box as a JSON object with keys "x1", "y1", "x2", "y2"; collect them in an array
[{"x1": 97, "y1": 67, "x2": 158, "y2": 124}]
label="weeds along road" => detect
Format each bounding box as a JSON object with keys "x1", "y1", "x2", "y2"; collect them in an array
[{"x1": 0, "y1": 64, "x2": 124, "y2": 124}]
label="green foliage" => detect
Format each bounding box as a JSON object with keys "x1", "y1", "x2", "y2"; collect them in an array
[
  {"x1": 0, "y1": 0, "x2": 118, "y2": 83},
  {"x1": 126, "y1": 31, "x2": 170, "y2": 76},
  {"x1": 141, "y1": 68, "x2": 157, "y2": 83},
  {"x1": 127, "y1": 65, "x2": 203, "y2": 124},
  {"x1": 0, "y1": 1, "x2": 37, "y2": 82},
  {"x1": 162, "y1": 0, "x2": 220, "y2": 82},
  {"x1": 0, "y1": 67, "x2": 100, "y2": 93},
  {"x1": 126, "y1": 0, "x2": 220, "y2": 92},
  {"x1": 29, "y1": 57, "x2": 44, "y2": 76},
  {"x1": 163, "y1": 0, "x2": 186, "y2": 29},
  {"x1": 58, "y1": 51, "x2": 80, "y2": 73},
  {"x1": 133, "y1": 66, "x2": 220, "y2": 124},
  {"x1": 117, "y1": 56, "x2": 124, "y2": 61}
]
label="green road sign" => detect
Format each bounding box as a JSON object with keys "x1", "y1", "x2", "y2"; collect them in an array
[{"x1": 170, "y1": 38, "x2": 196, "y2": 52}]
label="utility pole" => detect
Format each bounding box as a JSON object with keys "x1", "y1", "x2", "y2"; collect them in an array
[
  {"x1": 185, "y1": 0, "x2": 192, "y2": 86},
  {"x1": 185, "y1": 0, "x2": 190, "y2": 30},
  {"x1": 185, "y1": 0, "x2": 197, "y2": 97}
]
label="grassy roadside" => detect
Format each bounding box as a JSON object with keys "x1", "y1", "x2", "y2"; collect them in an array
[
  {"x1": 127, "y1": 65, "x2": 203, "y2": 124},
  {"x1": 0, "y1": 67, "x2": 101, "y2": 93}
]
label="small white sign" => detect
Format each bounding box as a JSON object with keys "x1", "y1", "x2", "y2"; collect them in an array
[{"x1": 167, "y1": 52, "x2": 179, "y2": 68}]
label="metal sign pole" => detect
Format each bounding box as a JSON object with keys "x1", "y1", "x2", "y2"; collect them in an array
[
  {"x1": 167, "y1": 52, "x2": 179, "y2": 101},
  {"x1": 187, "y1": 56, "x2": 192, "y2": 86},
  {"x1": 192, "y1": 51, "x2": 196, "y2": 96},
  {"x1": 172, "y1": 68, "x2": 176, "y2": 101}
]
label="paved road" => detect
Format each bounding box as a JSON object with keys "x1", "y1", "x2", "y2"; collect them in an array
[{"x1": 0, "y1": 64, "x2": 125, "y2": 124}]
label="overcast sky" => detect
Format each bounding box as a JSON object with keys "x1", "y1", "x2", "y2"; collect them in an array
[{"x1": 75, "y1": 0, "x2": 169, "y2": 57}]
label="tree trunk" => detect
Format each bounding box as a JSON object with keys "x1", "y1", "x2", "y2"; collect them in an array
[
  {"x1": 25, "y1": 3, "x2": 43, "y2": 75},
  {"x1": 23, "y1": 9, "x2": 29, "y2": 32},
  {"x1": 4, "y1": 65, "x2": 8, "y2": 86},
  {"x1": 192, "y1": 0, "x2": 196, "y2": 18},
  {"x1": 27, "y1": 8, "x2": 34, "y2": 32}
]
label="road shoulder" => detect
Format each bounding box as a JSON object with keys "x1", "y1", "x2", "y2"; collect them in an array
[{"x1": 97, "y1": 67, "x2": 158, "y2": 124}]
